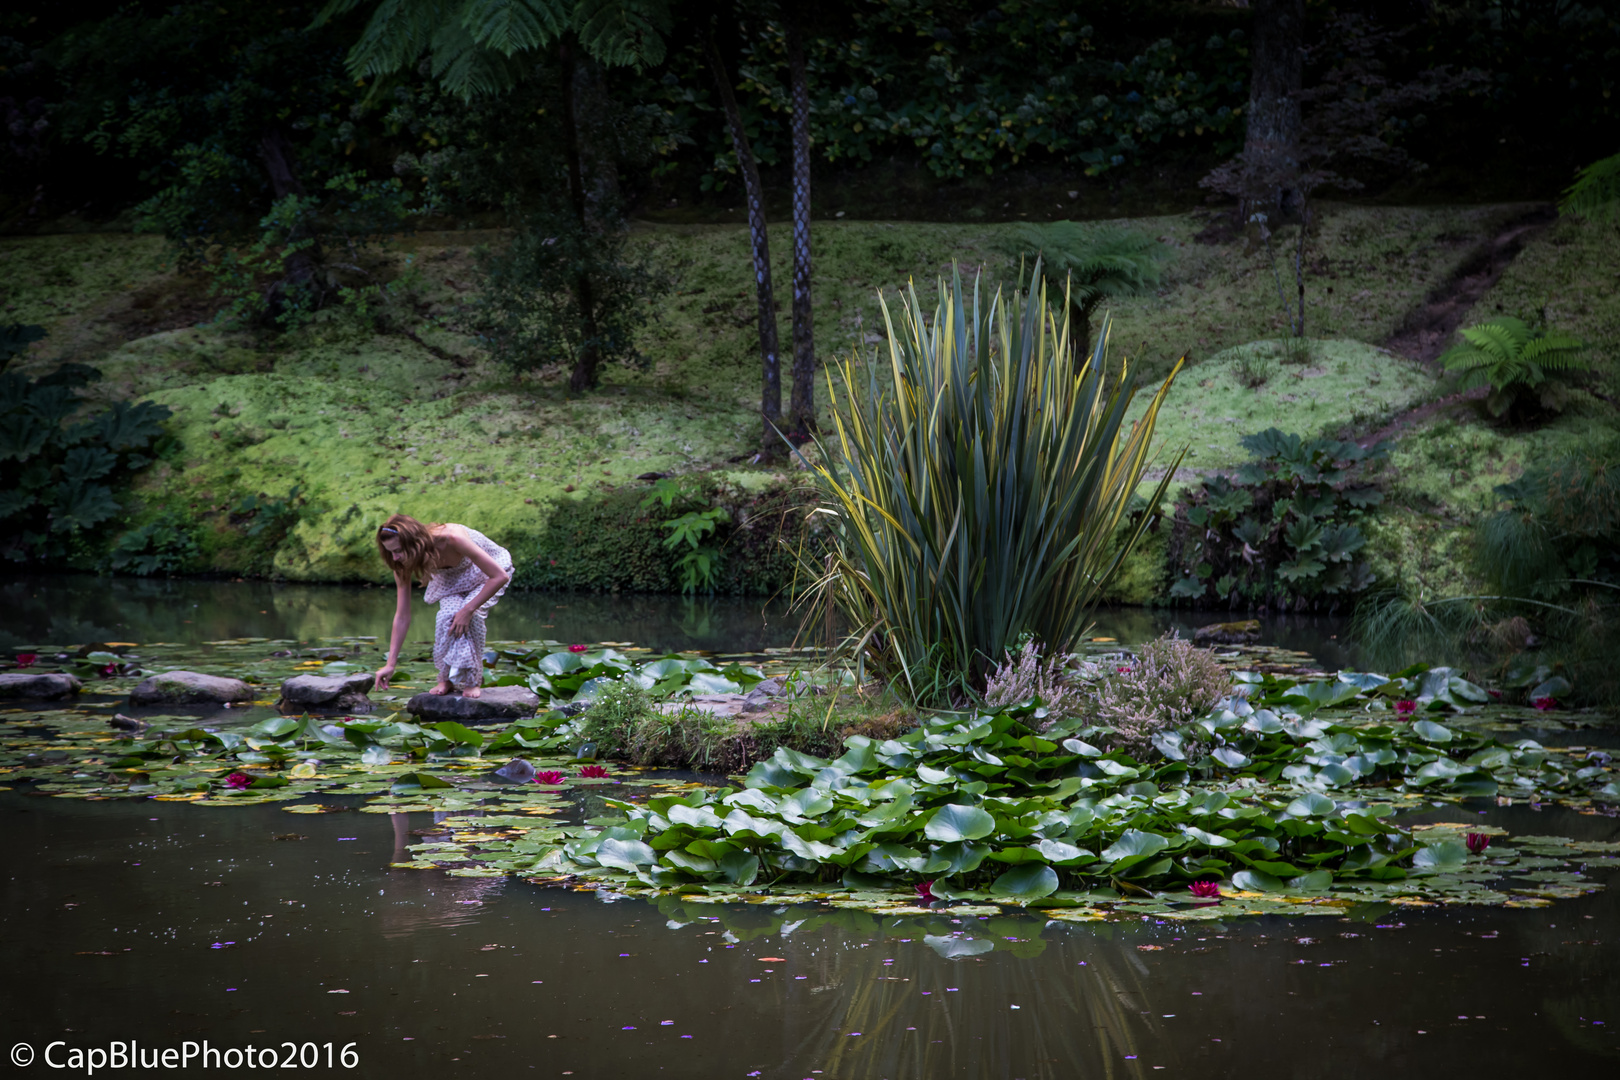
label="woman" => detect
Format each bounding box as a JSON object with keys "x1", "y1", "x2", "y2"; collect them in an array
[{"x1": 373, "y1": 514, "x2": 513, "y2": 698}]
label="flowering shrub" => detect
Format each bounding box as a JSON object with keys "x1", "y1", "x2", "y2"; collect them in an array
[
  {"x1": 1085, "y1": 634, "x2": 1229, "y2": 752},
  {"x1": 983, "y1": 641, "x2": 1082, "y2": 717}
]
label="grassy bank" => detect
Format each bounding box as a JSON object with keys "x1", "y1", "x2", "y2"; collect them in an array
[{"x1": 1, "y1": 203, "x2": 1614, "y2": 596}]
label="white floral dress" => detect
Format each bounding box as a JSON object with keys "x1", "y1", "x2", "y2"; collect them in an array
[{"x1": 422, "y1": 525, "x2": 513, "y2": 690}]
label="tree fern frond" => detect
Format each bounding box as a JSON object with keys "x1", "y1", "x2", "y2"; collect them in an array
[
  {"x1": 1559, "y1": 151, "x2": 1620, "y2": 224},
  {"x1": 431, "y1": 17, "x2": 532, "y2": 97},
  {"x1": 573, "y1": 0, "x2": 671, "y2": 68},
  {"x1": 345, "y1": 0, "x2": 450, "y2": 79},
  {"x1": 460, "y1": 0, "x2": 568, "y2": 55},
  {"x1": 311, "y1": 0, "x2": 380, "y2": 26}
]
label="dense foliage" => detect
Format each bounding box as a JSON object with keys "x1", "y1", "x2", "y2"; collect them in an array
[
  {"x1": 0, "y1": 357, "x2": 172, "y2": 565},
  {"x1": 1168, "y1": 429, "x2": 1386, "y2": 610},
  {"x1": 1438, "y1": 316, "x2": 1591, "y2": 420}
]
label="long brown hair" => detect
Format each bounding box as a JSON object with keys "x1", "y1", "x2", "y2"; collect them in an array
[{"x1": 376, "y1": 514, "x2": 438, "y2": 586}]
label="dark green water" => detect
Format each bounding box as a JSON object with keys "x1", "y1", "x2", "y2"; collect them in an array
[
  {"x1": 4, "y1": 793, "x2": 1616, "y2": 1076},
  {"x1": 0, "y1": 573, "x2": 1360, "y2": 668}
]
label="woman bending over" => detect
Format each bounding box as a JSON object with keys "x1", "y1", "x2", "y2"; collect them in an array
[{"x1": 373, "y1": 514, "x2": 513, "y2": 698}]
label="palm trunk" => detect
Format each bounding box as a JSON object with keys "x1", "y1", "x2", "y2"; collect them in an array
[
  {"x1": 1244, "y1": 0, "x2": 1304, "y2": 218},
  {"x1": 558, "y1": 38, "x2": 603, "y2": 393},
  {"x1": 705, "y1": 25, "x2": 783, "y2": 457},
  {"x1": 785, "y1": 18, "x2": 816, "y2": 441}
]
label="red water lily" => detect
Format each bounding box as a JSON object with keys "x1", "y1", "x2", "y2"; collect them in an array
[
  {"x1": 224, "y1": 772, "x2": 254, "y2": 791},
  {"x1": 568, "y1": 644, "x2": 588, "y2": 654},
  {"x1": 1487, "y1": 689, "x2": 1502, "y2": 699},
  {"x1": 915, "y1": 880, "x2": 937, "y2": 905},
  {"x1": 1465, "y1": 833, "x2": 1492, "y2": 855},
  {"x1": 1532, "y1": 696, "x2": 1557, "y2": 711},
  {"x1": 533, "y1": 770, "x2": 565, "y2": 785},
  {"x1": 1394, "y1": 699, "x2": 1417, "y2": 717},
  {"x1": 15, "y1": 653, "x2": 37, "y2": 668},
  {"x1": 100, "y1": 663, "x2": 118, "y2": 677},
  {"x1": 1189, "y1": 880, "x2": 1222, "y2": 900},
  {"x1": 579, "y1": 764, "x2": 610, "y2": 778}
]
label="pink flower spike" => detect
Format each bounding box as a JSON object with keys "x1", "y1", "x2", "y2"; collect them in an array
[
  {"x1": 1465, "y1": 833, "x2": 1491, "y2": 855},
  {"x1": 1189, "y1": 880, "x2": 1221, "y2": 900},
  {"x1": 1532, "y1": 696, "x2": 1557, "y2": 711},
  {"x1": 532, "y1": 770, "x2": 565, "y2": 785},
  {"x1": 579, "y1": 764, "x2": 610, "y2": 779},
  {"x1": 1394, "y1": 699, "x2": 1417, "y2": 717},
  {"x1": 915, "y1": 880, "x2": 937, "y2": 905},
  {"x1": 224, "y1": 772, "x2": 254, "y2": 791},
  {"x1": 568, "y1": 644, "x2": 588, "y2": 654},
  {"x1": 15, "y1": 653, "x2": 37, "y2": 668}
]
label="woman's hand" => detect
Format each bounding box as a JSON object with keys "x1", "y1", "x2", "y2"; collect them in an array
[
  {"x1": 449, "y1": 606, "x2": 475, "y2": 638},
  {"x1": 374, "y1": 664, "x2": 397, "y2": 691}
]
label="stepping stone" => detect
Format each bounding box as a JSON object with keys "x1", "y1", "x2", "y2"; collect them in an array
[
  {"x1": 0, "y1": 672, "x2": 83, "y2": 700},
  {"x1": 278, "y1": 672, "x2": 376, "y2": 713},
  {"x1": 129, "y1": 671, "x2": 255, "y2": 706},
  {"x1": 405, "y1": 685, "x2": 541, "y2": 721}
]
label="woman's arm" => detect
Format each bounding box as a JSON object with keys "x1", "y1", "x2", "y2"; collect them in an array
[
  {"x1": 375, "y1": 569, "x2": 413, "y2": 689},
  {"x1": 443, "y1": 530, "x2": 512, "y2": 637}
]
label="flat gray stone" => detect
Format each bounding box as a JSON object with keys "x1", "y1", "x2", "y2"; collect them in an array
[
  {"x1": 130, "y1": 671, "x2": 255, "y2": 706},
  {"x1": 406, "y1": 686, "x2": 540, "y2": 721},
  {"x1": 0, "y1": 672, "x2": 83, "y2": 700},
  {"x1": 278, "y1": 671, "x2": 376, "y2": 713}
]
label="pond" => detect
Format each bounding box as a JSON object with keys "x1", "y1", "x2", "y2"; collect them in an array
[{"x1": 3, "y1": 576, "x2": 1617, "y2": 1074}]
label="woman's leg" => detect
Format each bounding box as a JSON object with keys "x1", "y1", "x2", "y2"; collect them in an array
[{"x1": 434, "y1": 595, "x2": 486, "y2": 695}]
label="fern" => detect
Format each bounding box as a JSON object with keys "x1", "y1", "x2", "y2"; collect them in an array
[
  {"x1": 1558, "y1": 151, "x2": 1620, "y2": 224},
  {"x1": 1003, "y1": 223, "x2": 1171, "y2": 356},
  {"x1": 1438, "y1": 316, "x2": 1588, "y2": 418}
]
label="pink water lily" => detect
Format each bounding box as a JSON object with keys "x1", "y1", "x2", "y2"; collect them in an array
[
  {"x1": 1394, "y1": 699, "x2": 1417, "y2": 717},
  {"x1": 915, "y1": 880, "x2": 937, "y2": 905},
  {"x1": 579, "y1": 764, "x2": 610, "y2": 779},
  {"x1": 1532, "y1": 696, "x2": 1557, "y2": 711},
  {"x1": 1189, "y1": 880, "x2": 1222, "y2": 900},
  {"x1": 1466, "y1": 833, "x2": 1491, "y2": 855},
  {"x1": 568, "y1": 644, "x2": 588, "y2": 654},
  {"x1": 533, "y1": 770, "x2": 565, "y2": 785},
  {"x1": 15, "y1": 653, "x2": 37, "y2": 668},
  {"x1": 224, "y1": 772, "x2": 254, "y2": 791},
  {"x1": 100, "y1": 663, "x2": 118, "y2": 677}
]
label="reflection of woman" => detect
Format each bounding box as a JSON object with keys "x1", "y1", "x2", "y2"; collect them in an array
[{"x1": 373, "y1": 514, "x2": 513, "y2": 698}]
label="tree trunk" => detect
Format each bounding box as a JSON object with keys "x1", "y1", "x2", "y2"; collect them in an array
[
  {"x1": 704, "y1": 24, "x2": 783, "y2": 458},
  {"x1": 785, "y1": 18, "x2": 816, "y2": 442},
  {"x1": 571, "y1": 55, "x2": 621, "y2": 230},
  {"x1": 1244, "y1": 0, "x2": 1305, "y2": 219},
  {"x1": 257, "y1": 128, "x2": 321, "y2": 311},
  {"x1": 558, "y1": 38, "x2": 603, "y2": 393}
]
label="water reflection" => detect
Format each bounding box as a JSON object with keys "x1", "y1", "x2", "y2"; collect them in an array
[
  {"x1": 6, "y1": 793, "x2": 1615, "y2": 1076},
  {"x1": 1, "y1": 572, "x2": 1359, "y2": 667}
]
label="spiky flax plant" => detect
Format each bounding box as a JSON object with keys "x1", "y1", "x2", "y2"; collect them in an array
[{"x1": 798, "y1": 268, "x2": 1183, "y2": 705}]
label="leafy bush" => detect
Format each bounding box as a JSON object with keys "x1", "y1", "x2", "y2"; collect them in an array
[
  {"x1": 1085, "y1": 634, "x2": 1229, "y2": 753},
  {"x1": 801, "y1": 271, "x2": 1183, "y2": 704},
  {"x1": 106, "y1": 512, "x2": 201, "y2": 576},
  {"x1": 1002, "y1": 223, "x2": 1172, "y2": 351},
  {"x1": 983, "y1": 641, "x2": 1083, "y2": 717},
  {"x1": 1480, "y1": 435, "x2": 1620, "y2": 602},
  {"x1": 578, "y1": 679, "x2": 659, "y2": 756},
  {"x1": 640, "y1": 478, "x2": 728, "y2": 594},
  {"x1": 1559, "y1": 150, "x2": 1620, "y2": 223},
  {"x1": 474, "y1": 207, "x2": 664, "y2": 385},
  {"x1": 0, "y1": 358, "x2": 172, "y2": 565},
  {"x1": 1168, "y1": 429, "x2": 1387, "y2": 609},
  {"x1": 1438, "y1": 316, "x2": 1589, "y2": 420}
]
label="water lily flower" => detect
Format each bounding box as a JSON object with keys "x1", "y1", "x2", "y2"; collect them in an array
[
  {"x1": 15, "y1": 653, "x2": 37, "y2": 668},
  {"x1": 1465, "y1": 833, "x2": 1491, "y2": 855},
  {"x1": 1394, "y1": 699, "x2": 1417, "y2": 717},
  {"x1": 916, "y1": 880, "x2": 937, "y2": 905},
  {"x1": 579, "y1": 764, "x2": 610, "y2": 778},
  {"x1": 224, "y1": 772, "x2": 254, "y2": 791},
  {"x1": 1532, "y1": 696, "x2": 1557, "y2": 711},
  {"x1": 1189, "y1": 880, "x2": 1221, "y2": 899},
  {"x1": 533, "y1": 770, "x2": 565, "y2": 785},
  {"x1": 568, "y1": 644, "x2": 588, "y2": 654},
  {"x1": 1487, "y1": 689, "x2": 1502, "y2": 699},
  {"x1": 100, "y1": 663, "x2": 118, "y2": 677}
]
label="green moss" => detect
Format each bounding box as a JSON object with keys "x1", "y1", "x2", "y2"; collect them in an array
[{"x1": 1, "y1": 204, "x2": 1604, "y2": 598}]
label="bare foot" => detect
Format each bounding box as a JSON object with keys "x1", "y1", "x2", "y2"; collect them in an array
[
  {"x1": 462, "y1": 686, "x2": 482, "y2": 699},
  {"x1": 428, "y1": 680, "x2": 453, "y2": 696}
]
